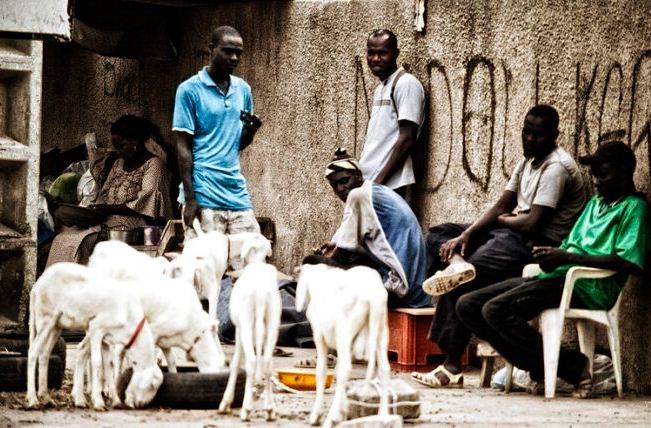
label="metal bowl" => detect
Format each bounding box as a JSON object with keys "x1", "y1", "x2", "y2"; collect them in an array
[{"x1": 108, "y1": 228, "x2": 139, "y2": 245}]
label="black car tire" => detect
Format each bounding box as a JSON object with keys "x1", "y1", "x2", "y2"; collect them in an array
[
  {"x1": 0, "y1": 330, "x2": 66, "y2": 371},
  {"x1": 117, "y1": 367, "x2": 246, "y2": 409},
  {"x1": 0, "y1": 354, "x2": 65, "y2": 391}
]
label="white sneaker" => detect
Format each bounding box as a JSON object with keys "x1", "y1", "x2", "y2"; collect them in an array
[{"x1": 422, "y1": 262, "x2": 476, "y2": 296}]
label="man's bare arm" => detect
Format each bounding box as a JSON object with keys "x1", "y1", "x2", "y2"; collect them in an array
[
  {"x1": 439, "y1": 191, "x2": 517, "y2": 261},
  {"x1": 533, "y1": 247, "x2": 642, "y2": 276},
  {"x1": 497, "y1": 204, "x2": 555, "y2": 234},
  {"x1": 175, "y1": 131, "x2": 199, "y2": 226}
]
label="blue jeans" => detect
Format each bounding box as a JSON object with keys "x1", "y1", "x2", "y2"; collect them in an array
[{"x1": 426, "y1": 223, "x2": 536, "y2": 359}]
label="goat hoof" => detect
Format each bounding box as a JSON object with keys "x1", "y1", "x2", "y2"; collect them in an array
[
  {"x1": 239, "y1": 408, "x2": 251, "y2": 421},
  {"x1": 25, "y1": 397, "x2": 40, "y2": 410},
  {"x1": 92, "y1": 400, "x2": 107, "y2": 411},
  {"x1": 308, "y1": 411, "x2": 322, "y2": 426},
  {"x1": 217, "y1": 404, "x2": 230, "y2": 414},
  {"x1": 265, "y1": 408, "x2": 277, "y2": 421},
  {"x1": 73, "y1": 397, "x2": 88, "y2": 408}
]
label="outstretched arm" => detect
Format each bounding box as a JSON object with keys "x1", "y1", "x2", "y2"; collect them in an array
[{"x1": 374, "y1": 120, "x2": 418, "y2": 185}]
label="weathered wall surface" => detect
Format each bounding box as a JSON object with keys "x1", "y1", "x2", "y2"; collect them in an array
[{"x1": 41, "y1": 0, "x2": 651, "y2": 391}]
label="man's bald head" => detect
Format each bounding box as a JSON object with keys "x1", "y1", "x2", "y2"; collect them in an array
[{"x1": 210, "y1": 26, "x2": 242, "y2": 46}]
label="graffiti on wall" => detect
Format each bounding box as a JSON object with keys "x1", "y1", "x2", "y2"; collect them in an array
[
  {"x1": 102, "y1": 59, "x2": 142, "y2": 106},
  {"x1": 401, "y1": 50, "x2": 651, "y2": 195}
]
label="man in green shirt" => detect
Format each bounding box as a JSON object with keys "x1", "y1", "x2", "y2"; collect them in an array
[{"x1": 455, "y1": 141, "x2": 650, "y2": 397}]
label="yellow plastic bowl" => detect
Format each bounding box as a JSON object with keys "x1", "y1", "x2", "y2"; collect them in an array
[{"x1": 276, "y1": 368, "x2": 335, "y2": 391}]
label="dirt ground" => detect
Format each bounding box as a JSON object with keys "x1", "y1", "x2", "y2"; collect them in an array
[{"x1": 2, "y1": 345, "x2": 651, "y2": 427}]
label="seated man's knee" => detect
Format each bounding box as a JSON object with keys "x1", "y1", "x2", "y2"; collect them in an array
[
  {"x1": 455, "y1": 293, "x2": 477, "y2": 321},
  {"x1": 481, "y1": 299, "x2": 505, "y2": 326}
]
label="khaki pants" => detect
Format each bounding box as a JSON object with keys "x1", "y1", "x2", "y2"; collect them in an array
[{"x1": 182, "y1": 206, "x2": 260, "y2": 240}]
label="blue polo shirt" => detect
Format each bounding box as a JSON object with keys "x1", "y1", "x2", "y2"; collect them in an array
[{"x1": 173, "y1": 67, "x2": 253, "y2": 211}]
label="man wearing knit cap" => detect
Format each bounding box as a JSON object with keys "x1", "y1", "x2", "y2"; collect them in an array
[{"x1": 314, "y1": 148, "x2": 430, "y2": 308}]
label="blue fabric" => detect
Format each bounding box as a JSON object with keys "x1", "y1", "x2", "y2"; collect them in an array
[
  {"x1": 173, "y1": 67, "x2": 253, "y2": 211},
  {"x1": 371, "y1": 183, "x2": 431, "y2": 308}
]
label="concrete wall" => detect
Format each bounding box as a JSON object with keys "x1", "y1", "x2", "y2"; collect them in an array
[
  {"x1": 0, "y1": 0, "x2": 71, "y2": 39},
  {"x1": 41, "y1": 0, "x2": 651, "y2": 391}
]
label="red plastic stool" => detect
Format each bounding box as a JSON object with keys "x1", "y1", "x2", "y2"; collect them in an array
[{"x1": 387, "y1": 307, "x2": 468, "y2": 372}]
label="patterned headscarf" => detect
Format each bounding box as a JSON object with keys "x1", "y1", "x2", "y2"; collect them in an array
[{"x1": 324, "y1": 148, "x2": 361, "y2": 178}]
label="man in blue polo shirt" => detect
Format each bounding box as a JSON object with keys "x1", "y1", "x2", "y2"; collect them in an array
[{"x1": 173, "y1": 25, "x2": 262, "y2": 238}]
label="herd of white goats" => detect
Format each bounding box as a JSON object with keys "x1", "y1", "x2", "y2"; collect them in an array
[{"x1": 25, "y1": 221, "x2": 392, "y2": 427}]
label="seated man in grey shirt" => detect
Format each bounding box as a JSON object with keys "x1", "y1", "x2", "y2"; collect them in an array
[{"x1": 412, "y1": 104, "x2": 586, "y2": 389}]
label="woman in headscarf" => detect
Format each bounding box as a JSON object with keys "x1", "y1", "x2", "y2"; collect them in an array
[{"x1": 46, "y1": 114, "x2": 174, "y2": 267}]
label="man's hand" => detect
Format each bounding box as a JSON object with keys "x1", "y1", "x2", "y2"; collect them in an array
[
  {"x1": 314, "y1": 242, "x2": 336, "y2": 257},
  {"x1": 183, "y1": 198, "x2": 200, "y2": 228},
  {"x1": 532, "y1": 246, "x2": 574, "y2": 272},
  {"x1": 439, "y1": 233, "x2": 470, "y2": 262},
  {"x1": 240, "y1": 113, "x2": 262, "y2": 150},
  {"x1": 242, "y1": 112, "x2": 262, "y2": 133}
]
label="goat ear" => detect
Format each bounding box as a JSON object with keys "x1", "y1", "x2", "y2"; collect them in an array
[
  {"x1": 165, "y1": 252, "x2": 180, "y2": 260},
  {"x1": 192, "y1": 218, "x2": 205, "y2": 237},
  {"x1": 240, "y1": 240, "x2": 254, "y2": 265}
]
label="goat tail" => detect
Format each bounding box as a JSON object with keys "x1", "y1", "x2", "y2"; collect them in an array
[
  {"x1": 191, "y1": 218, "x2": 205, "y2": 237},
  {"x1": 295, "y1": 276, "x2": 308, "y2": 312},
  {"x1": 254, "y1": 301, "x2": 265, "y2": 356},
  {"x1": 28, "y1": 288, "x2": 36, "y2": 348}
]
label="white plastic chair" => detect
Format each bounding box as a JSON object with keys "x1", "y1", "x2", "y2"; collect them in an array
[
  {"x1": 538, "y1": 264, "x2": 623, "y2": 398},
  {"x1": 505, "y1": 264, "x2": 623, "y2": 398}
]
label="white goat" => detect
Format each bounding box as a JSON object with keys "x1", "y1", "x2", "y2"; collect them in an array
[
  {"x1": 169, "y1": 219, "x2": 272, "y2": 319},
  {"x1": 296, "y1": 264, "x2": 391, "y2": 427},
  {"x1": 88, "y1": 240, "x2": 226, "y2": 374},
  {"x1": 218, "y1": 261, "x2": 282, "y2": 421},
  {"x1": 27, "y1": 263, "x2": 163, "y2": 410}
]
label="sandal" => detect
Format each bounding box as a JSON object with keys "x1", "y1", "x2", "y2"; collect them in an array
[
  {"x1": 273, "y1": 348, "x2": 294, "y2": 357},
  {"x1": 422, "y1": 262, "x2": 476, "y2": 296},
  {"x1": 571, "y1": 359, "x2": 593, "y2": 399},
  {"x1": 411, "y1": 365, "x2": 464, "y2": 388},
  {"x1": 294, "y1": 354, "x2": 336, "y2": 369}
]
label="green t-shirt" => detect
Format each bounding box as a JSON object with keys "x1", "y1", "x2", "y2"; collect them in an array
[{"x1": 538, "y1": 194, "x2": 650, "y2": 310}]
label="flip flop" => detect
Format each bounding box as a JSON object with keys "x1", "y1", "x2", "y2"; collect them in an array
[
  {"x1": 411, "y1": 365, "x2": 464, "y2": 388},
  {"x1": 273, "y1": 347, "x2": 294, "y2": 357},
  {"x1": 294, "y1": 354, "x2": 336, "y2": 369},
  {"x1": 422, "y1": 262, "x2": 476, "y2": 296}
]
